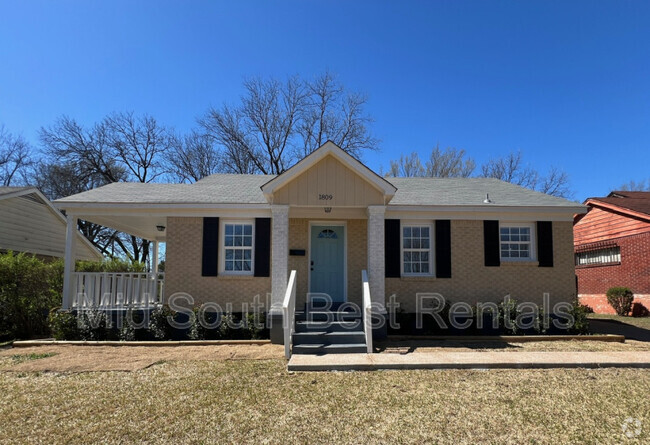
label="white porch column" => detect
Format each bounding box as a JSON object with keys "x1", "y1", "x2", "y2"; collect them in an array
[
  {"x1": 62, "y1": 214, "x2": 78, "y2": 310},
  {"x1": 152, "y1": 241, "x2": 159, "y2": 274},
  {"x1": 271, "y1": 205, "x2": 290, "y2": 309},
  {"x1": 367, "y1": 205, "x2": 386, "y2": 308}
]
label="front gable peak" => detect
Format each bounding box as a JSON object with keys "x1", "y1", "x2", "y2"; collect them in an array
[{"x1": 261, "y1": 141, "x2": 396, "y2": 206}]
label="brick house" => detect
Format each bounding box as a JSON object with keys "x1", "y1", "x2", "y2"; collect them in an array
[
  {"x1": 574, "y1": 191, "x2": 650, "y2": 314},
  {"x1": 54, "y1": 142, "x2": 585, "y2": 354}
]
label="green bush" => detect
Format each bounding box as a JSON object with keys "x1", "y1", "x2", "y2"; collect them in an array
[
  {"x1": 568, "y1": 301, "x2": 591, "y2": 334},
  {"x1": 76, "y1": 258, "x2": 145, "y2": 273},
  {"x1": 606, "y1": 287, "x2": 634, "y2": 316},
  {"x1": 48, "y1": 308, "x2": 80, "y2": 340},
  {"x1": 0, "y1": 252, "x2": 63, "y2": 340}
]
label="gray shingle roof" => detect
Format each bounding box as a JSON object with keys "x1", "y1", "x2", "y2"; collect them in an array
[
  {"x1": 388, "y1": 177, "x2": 581, "y2": 207},
  {"x1": 55, "y1": 174, "x2": 582, "y2": 208}
]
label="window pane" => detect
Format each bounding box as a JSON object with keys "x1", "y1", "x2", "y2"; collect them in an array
[
  {"x1": 244, "y1": 225, "x2": 252, "y2": 235},
  {"x1": 243, "y1": 235, "x2": 252, "y2": 247},
  {"x1": 412, "y1": 238, "x2": 421, "y2": 249},
  {"x1": 243, "y1": 260, "x2": 251, "y2": 271},
  {"x1": 422, "y1": 238, "x2": 430, "y2": 249},
  {"x1": 225, "y1": 225, "x2": 233, "y2": 235},
  {"x1": 234, "y1": 261, "x2": 242, "y2": 271},
  {"x1": 225, "y1": 236, "x2": 233, "y2": 246},
  {"x1": 412, "y1": 227, "x2": 420, "y2": 237},
  {"x1": 235, "y1": 225, "x2": 242, "y2": 235},
  {"x1": 421, "y1": 263, "x2": 429, "y2": 273},
  {"x1": 422, "y1": 251, "x2": 429, "y2": 262},
  {"x1": 403, "y1": 238, "x2": 412, "y2": 249},
  {"x1": 244, "y1": 250, "x2": 251, "y2": 260},
  {"x1": 404, "y1": 252, "x2": 411, "y2": 262},
  {"x1": 421, "y1": 227, "x2": 429, "y2": 238},
  {"x1": 225, "y1": 261, "x2": 234, "y2": 271},
  {"x1": 225, "y1": 249, "x2": 234, "y2": 260}
]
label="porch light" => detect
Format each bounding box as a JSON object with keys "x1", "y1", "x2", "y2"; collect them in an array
[
  {"x1": 156, "y1": 225, "x2": 166, "y2": 232},
  {"x1": 324, "y1": 207, "x2": 332, "y2": 213}
]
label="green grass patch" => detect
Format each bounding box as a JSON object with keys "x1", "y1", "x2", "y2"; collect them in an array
[
  {"x1": 589, "y1": 314, "x2": 650, "y2": 330},
  {"x1": 11, "y1": 352, "x2": 56, "y2": 364}
]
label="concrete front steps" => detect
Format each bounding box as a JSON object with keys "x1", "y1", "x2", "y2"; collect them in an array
[{"x1": 292, "y1": 310, "x2": 368, "y2": 355}]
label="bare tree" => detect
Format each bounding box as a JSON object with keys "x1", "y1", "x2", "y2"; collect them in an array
[
  {"x1": 387, "y1": 146, "x2": 474, "y2": 178},
  {"x1": 298, "y1": 72, "x2": 378, "y2": 159},
  {"x1": 38, "y1": 113, "x2": 174, "y2": 263},
  {"x1": 199, "y1": 73, "x2": 379, "y2": 175},
  {"x1": 480, "y1": 151, "x2": 572, "y2": 198},
  {"x1": 617, "y1": 179, "x2": 650, "y2": 191},
  {"x1": 425, "y1": 145, "x2": 475, "y2": 178},
  {"x1": 388, "y1": 152, "x2": 424, "y2": 177},
  {"x1": 167, "y1": 131, "x2": 223, "y2": 183},
  {"x1": 0, "y1": 125, "x2": 33, "y2": 186}
]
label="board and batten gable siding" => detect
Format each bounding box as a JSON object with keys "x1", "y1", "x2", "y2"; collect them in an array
[
  {"x1": 574, "y1": 206, "x2": 650, "y2": 245},
  {"x1": 0, "y1": 195, "x2": 99, "y2": 261},
  {"x1": 272, "y1": 155, "x2": 385, "y2": 207},
  {"x1": 386, "y1": 220, "x2": 576, "y2": 312}
]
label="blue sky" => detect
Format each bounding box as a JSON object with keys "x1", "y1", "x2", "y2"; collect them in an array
[{"x1": 1, "y1": 0, "x2": 649, "y2": 201}]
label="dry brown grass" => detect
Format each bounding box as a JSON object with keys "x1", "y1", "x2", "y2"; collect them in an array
[
  {"x1": 0, "y1": 359, "x2": 648, "y2": 444},
  {"x1": 379, "y1": 339, "x2": 650, "y2": 354}
]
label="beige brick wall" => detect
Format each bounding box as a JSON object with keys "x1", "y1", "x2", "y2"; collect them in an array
[
  {"x1": 386, "y1": 220, "x2": 577, "y2": 312},
  {"x1": 165, "y1": 217, "x2": 271, "y2": 309},
  {"x1": 289, "y1": 218, "x2": 367, "y2": 308},
  {"x1": 165, "y1": 217, "x2": 576, "y2": 313}
]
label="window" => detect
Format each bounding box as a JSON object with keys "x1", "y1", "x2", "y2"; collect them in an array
[
  {"x1": 576, "y1": 247, "x2": 620, "y2": 266},
  {"x1": 222, "y1": 221, "x2": 254, "y2": 274},
  {"x1": 401, "y1": 223, "x2": 433, "y2": 276},
  {"x1": 500, "y1": 223, "x2": 535, "y2": 261}
]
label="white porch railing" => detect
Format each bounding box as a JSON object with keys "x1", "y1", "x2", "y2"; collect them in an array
[
  {"x1": 71, "y1": 272, "x2": 165, "y2": 309},
  {"x1": 282, "y1": 270, "x2": 297, "y2": 359},
  {"x1": 361, "y1": 270, "x2": 373, "y2": 353}
]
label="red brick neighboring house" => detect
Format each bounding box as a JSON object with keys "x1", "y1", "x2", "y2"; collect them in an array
[{"x1": 574, "y1": 191, "x2": 650, "y2": 314}]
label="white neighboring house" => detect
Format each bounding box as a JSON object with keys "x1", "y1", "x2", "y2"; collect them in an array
[{"x1": 0, "y1": 186, "x2": 102, "y2": 261}]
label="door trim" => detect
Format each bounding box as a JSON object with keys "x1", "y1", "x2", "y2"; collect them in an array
[{"x1": 307, "y1": 221, "x2": 348, "y2": 302}]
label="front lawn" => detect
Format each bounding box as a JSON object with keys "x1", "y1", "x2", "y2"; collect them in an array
[
  {"x1": 0, "y1": 359, "x2": 648, "y2": 444},
  {"x1": 589, "y1": 313, "x2": 650, "y2": 330}
]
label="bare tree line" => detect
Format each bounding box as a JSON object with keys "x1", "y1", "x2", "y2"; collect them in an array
[{"x1": 386, "y1": 146, "x2": 573, "y2": 198}]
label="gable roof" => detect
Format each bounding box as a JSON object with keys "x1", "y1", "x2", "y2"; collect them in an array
[
  {"x1": 584, "y1": 191, "x2": 650, "y2": 221},
  {"x1": 260, "y1": 141, "x2": 397, "y2": 201},
  {"x1": 0, "y1": 187, "x2": 103, "y2": 260}
]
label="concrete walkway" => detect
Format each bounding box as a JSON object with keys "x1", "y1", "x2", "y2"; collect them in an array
[{"x1": 288, "y1": 351, "x2": 650, "y2": 371}]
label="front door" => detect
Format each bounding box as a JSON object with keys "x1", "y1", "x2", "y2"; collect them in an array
[{"x1": 310, "y1": 225, "x2": 345, "y2": 303}]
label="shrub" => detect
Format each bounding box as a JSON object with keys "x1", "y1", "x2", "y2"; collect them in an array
[
  {"x1": 606, "y1": 287, "x2": 634, "y2": 316},
  {"x1": 76, "y1": 258, "x2": 145, "y2": 273},
  {"x1": 48, "y1": 308, "x2": 80, "y2": 340},
  {"x1": 77, "y1": 310, "x2": 112, "y2": 340},
  {"x1": 0, "y1": 252, "x2": 62, "y2": 340},
  {"x1": 568, "y1": 302, "x2": 591, "y2": 334}
]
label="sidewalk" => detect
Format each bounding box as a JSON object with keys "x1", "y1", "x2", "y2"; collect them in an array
[{"x1": 288, "y1": 351, "x2": 650, "y2": 371}]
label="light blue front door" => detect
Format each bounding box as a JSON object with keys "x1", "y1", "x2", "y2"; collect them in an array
[{"x1": 310, "y1": 225, "x2": 345, "y2": 303}]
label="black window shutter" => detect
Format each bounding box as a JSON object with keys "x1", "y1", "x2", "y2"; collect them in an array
[
  {"x1": 435, "y1": 220, "x2": 452, "y2": 278},
  {"x1": 254, "y1": 218, "x2": 271, "y2": 277},
  {"x1": 537, "y1": 221, "x2": 554, "y2": 267},
  {"x1": 484, "y1": 220, "x2": 500, "y2": 267},
  {"x1": 385, "y1": 219, "x2": 401, "y2": 278},
  {"x1": 202, "y1": 217, "x2": 219, "y2": 277}
]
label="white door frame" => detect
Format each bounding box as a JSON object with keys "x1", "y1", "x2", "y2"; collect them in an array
[{"x1": 307, "y1": 221, "x2": 348, "y2": 302}]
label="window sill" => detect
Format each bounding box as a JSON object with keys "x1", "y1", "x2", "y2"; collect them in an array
[
  {"x1": 399, "y1": 275, "x2": 436, "y2": 282},
  {"x1": 575, "y1": 262, "x2": 621, "y2": 269},
  {"x1": 500, "y1": 260, "x2": 539, "y2": 267},
  {"x1": 218, "y1": 274, "x2": 256, "y2": 280}
]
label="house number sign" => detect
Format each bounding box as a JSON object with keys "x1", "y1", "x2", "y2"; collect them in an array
[{"x1": 318, "y1": 194, "x2": 333, "y2": 201}]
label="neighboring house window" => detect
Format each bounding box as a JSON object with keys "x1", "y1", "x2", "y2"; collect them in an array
[
  {"x1": 401, "y1": 223, "x2": 433, "y2": 276},
  {"x1": 222, "y1": 221, "x2": 254, "y2": 274},
  {"x1": 500, "y1": 223, "x2": 536, "y2": 261},
  {"x1": 576, "y1": 247, "x2": 620, "y2": 266}
]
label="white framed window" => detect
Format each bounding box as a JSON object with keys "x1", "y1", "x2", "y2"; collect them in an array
[
  {"x1": 220, "y1": 220, "x2": 254, "y2": 275},
  {"x1": 401, "y1": 222, "x2": 434, "y2": 276},
  {"x1": 576, "y1": 247, "x2": 620, "y2": 266},
  {"x1": 500, "y1": 223, "x2": 536, "y2": 261}
]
